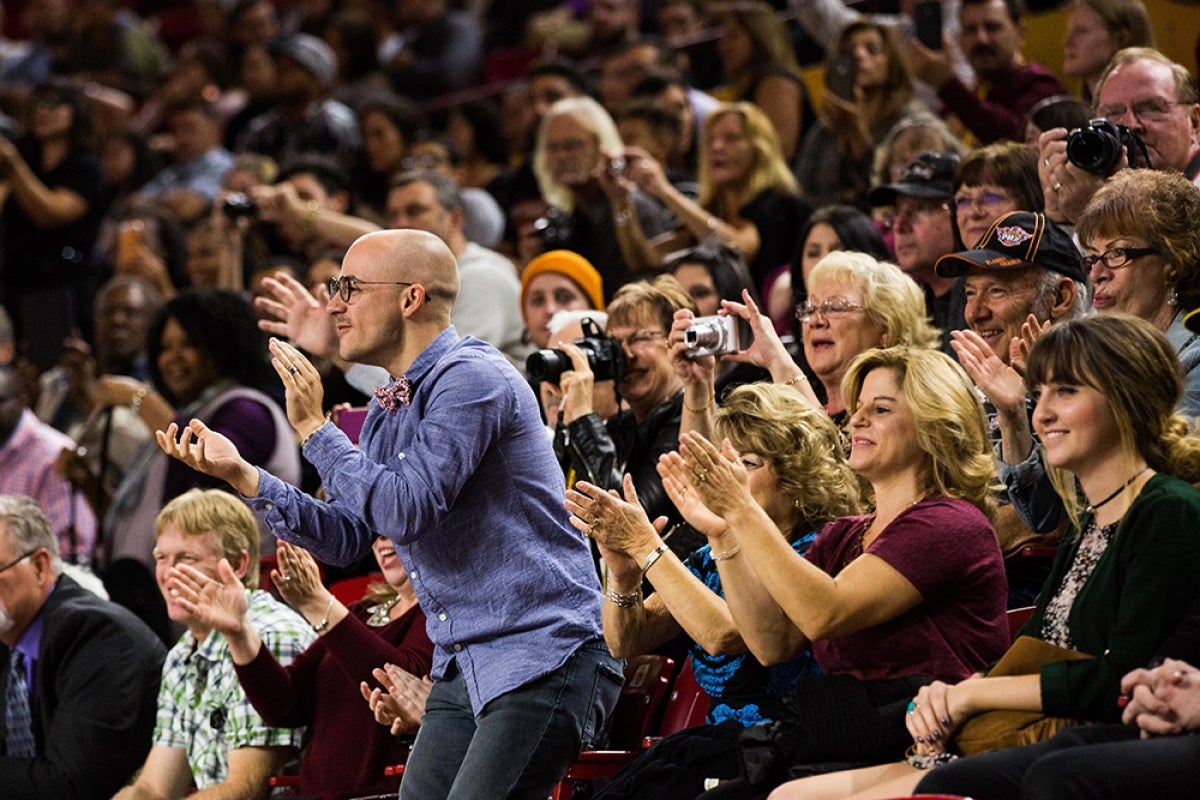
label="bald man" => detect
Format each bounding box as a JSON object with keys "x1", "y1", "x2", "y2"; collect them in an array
[{"x1": 155, "y1": 230, "x2": 618, "y2": 800}]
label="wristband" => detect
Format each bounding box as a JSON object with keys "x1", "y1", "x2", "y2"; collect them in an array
[{"x1": 642, "y1": 543, "x2": 669, "y2": 576}]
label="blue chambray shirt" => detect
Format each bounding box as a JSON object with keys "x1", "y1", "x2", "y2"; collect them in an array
[{"x1": 249, "y1": 327, "x2": 605, "y2": 713}]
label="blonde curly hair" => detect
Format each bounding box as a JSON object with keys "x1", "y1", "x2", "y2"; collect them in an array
[
  {"x1": 842, "y1": 347, "x2": 997, "y2": 517},
  {"x1": 715, "y1": 383, "x2": 866, "y2": 538}
]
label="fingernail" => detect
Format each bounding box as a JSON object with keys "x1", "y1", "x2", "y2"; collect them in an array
[{"x1": 940, "y1": 717, "x2": 950, "y2": 726}]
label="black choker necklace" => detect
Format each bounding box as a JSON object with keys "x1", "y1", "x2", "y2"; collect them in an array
[{"x1": 1086, "y1": 467, "x2": 1149, "y2": 515}]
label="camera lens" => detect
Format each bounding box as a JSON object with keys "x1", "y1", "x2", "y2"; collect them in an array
[
  {"x1": 1067, "y1": 119, "x2": 1122, "y2": 176},
  {"x1": 685, "y1": 321, "x2": 722, "y2": 350},
  {"x1": 526, "y1": 349, "x2": 571, "y2": 383},
  {"x1": 222, "y1": 193, "x2": 258, "y2": 218}
]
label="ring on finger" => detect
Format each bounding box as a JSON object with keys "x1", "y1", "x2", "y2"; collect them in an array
[
  {"x1": 288, "y1": 366, "x2": 299, "y2": 375},
  {"x1": 281, "y1": 572, "x2": 294, "y2": 582},
  {"x1": 1053, "y1": 181, "x2": 1062, "y2": 193},
  {"x1": 907, "y1": 701, "x2": 918, "y2": 715}
]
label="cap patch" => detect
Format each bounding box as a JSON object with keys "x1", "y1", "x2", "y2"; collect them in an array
[{"x1": 995, "y1": 226, "x2": 1033, "y2": 247}]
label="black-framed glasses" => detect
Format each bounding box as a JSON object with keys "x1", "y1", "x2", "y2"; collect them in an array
[
  {"x1": 0, "y1": 549, "x2": 39, "y2": 575},
  {"x1": 796, "y1": 299, "x2": 865, "y2": 323},
  {"x1": 327, "y1": 276, "x2": 414, "y2": 303},
  {"x1": 1080, "y1": 247, "x2": 1157, "y2": 272}
]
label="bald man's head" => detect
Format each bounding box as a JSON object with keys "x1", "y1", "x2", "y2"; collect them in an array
[{"x1": 348, "y1": 229, "x2": 459, "y2": 322}]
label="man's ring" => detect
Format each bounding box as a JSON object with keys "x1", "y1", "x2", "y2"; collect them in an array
[
  {"x1": 281, "y1": 572, "x2": 294, "y2": 582},
  {"x1": 1053, "y1": 181, "x2": 1062, "y2": 193},
  {"x1": 907, "y1": 701, "x2": 918, "y2": 715},
  {"x1": 1043, "y1": 157, "x2": 1050, "y2": 167},
  {"x1": 698, "y1": 470, "x2": 708, "y2": 483},
  {"x1": 288, "y1": 366, "x2": 299, "y2": 375}
]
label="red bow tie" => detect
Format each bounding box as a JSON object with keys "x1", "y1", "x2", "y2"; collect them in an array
[{"x1": 373, "y1": 376, "x2": 411, "y2": 413}]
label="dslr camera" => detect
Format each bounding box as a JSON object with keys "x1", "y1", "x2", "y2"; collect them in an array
[
  {"x1": 684, "y1": 315, "x2": 752, "y2": 359},
  {"x1": 1066, "y1": 118, "x2": 1152, "y2": 176},
  {"x1": 526, "y1": 318, "x2": 625, "y2": 385}
]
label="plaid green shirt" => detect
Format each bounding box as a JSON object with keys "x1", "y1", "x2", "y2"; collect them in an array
[{"x1": 153, "y1": 590, "x2": 316, "y2": 789}]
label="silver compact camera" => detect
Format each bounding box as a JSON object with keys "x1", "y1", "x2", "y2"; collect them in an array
[{"x1": 684, "y1": 315, "x2": 752, "y2": 358}]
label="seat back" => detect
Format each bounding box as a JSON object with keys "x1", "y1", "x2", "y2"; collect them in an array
[
  {"x1": 607, "y1": 655, "x2": 675, "y2": 748},
  {"x1": 1008, "y1": 606, "x2": 1036, "y2": 642},
  {"x1": 656, "y1": 657, "x2": 710, "y2": 735},
  {"x1": 329, "y1": 573, "x2": 384, "y2": 606}
]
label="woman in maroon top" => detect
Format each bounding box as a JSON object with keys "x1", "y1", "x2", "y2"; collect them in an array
[{"x1": 177, "y1": 536, "x2": 434, "y2": 800}]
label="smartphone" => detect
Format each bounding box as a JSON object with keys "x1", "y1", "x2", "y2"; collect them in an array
[
  {"x1": 914, "y1": 0, "x2": 943, "y2": 51},
  {"x1": 335, "y1": 407, "x2": 369, "y2": 445},
  {"x1": 824, "y1": 53, "x2": 858, "y2": 103},
  {"x1": 115, "y1": 220, "x2": 144, "y2": 272}
]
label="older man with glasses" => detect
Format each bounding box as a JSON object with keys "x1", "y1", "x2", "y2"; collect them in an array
[{"x1": 1040, "y1": 47, "x2": 1200, "y2": 224}]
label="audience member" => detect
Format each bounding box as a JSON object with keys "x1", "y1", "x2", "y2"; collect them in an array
[
  {"x1": 783, "y1": 314, "x2": 1200, "y2": 799},
  {"x1": 136, "y1": 99, "x2": 235, "y2": 225},
  {"x1": 711, "y1": 1, "x2": 814, "y2": 161},
  {"x1": 175, "y1": 537, "x2": 434, "y2": 800},
  {"x1": 354, "y1": 95, "x2": 423, "y2": 219},
  {"x1": 381, "y1": 0, "x2": 483, "y2": 100},
  {"x1": 520, "y1": 249, "x2": 606, "y2": 351},
  {"x1": 403, "y1": 135, "x2": 507, "y2": 249},
  {"x1": 1062, "y1": 0, "x2": 1154, "y2": 101},
  {"x1": 534, "y1": 96, "x2": 673, "y2": 296},
  {"x1": 796, "y1": 20, "x2": 926, "y2": 210},
  {"x1": 236, "y1": 33, "x2": 361, "y2": 175},
  {"x1": 574, "y1": 385, "x2": 859, "y2": 728},
  {"x1": 910, "y1": 0, "x2": 1065, "y2": 144},
  {"x1": 1040, "y1": 48, "x2": 1200, "y2": 224},
  {"x1": 951, "y1": 141, "x2": 1043, "y2": 249},
  {"x1": 0, "y1": 494, "x2": 165, "y2": 800},
  {"x1": 0, "y1": 365, "x2": 96, "y2": 562},
  {"x1": 870, "y1": 152, "x2": 961, "y2": 334},
  {"x1": 158, "y1": 229, "x2": 620, "y2": 800},
  {"x1": 0, "y1": 81, "x2": 105, "y2": 372},
  {"x1": 662, "y1": 346, "x2": 1008, "y2": 798},
  {"x1": 386, "y1": 170, "x2": 526, "y2": 365},
  {"x1": 114, "y1": 489, "x2": 314, "y2": 800}
]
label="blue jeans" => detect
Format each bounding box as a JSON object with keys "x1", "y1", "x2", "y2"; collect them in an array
[{"x1": 399, "y1": 639, "x2": 623, "y2": 800}]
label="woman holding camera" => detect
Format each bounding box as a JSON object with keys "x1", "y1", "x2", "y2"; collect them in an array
[{"x1": 557, "y1": 276, "x2": 705, "y2": 564}]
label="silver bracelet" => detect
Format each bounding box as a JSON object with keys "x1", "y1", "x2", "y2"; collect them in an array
[
  {"x1": 711, "y1": 545, "x2": 741, "y2": 561},
  {"x1": 130, "y1": 385, "x2": 149, "y2": 416},
  {"x1": 642, "y1": 543, "x2": 669, "y2": 576},
  {"x1": 311, "y1": 595, "x2": 335, "y2": 633},
  {"x1": 779, "y1": 373, "x2": 807, "y2": 386},
  {"x1": 606, "y1": 587, "x2": 642, "y2": 608}
]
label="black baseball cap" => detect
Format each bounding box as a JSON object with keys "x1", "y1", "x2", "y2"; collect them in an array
[
  {"x1": 935, "y1": 211, "x2": 1087, "y2": 283},
  {"x1": 869, "y1": 151, "x2": 960, "y2": 206}
]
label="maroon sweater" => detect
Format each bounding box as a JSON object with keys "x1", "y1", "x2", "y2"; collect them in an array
[
  {"x1": 938, "y1": 61, "x2": 1066, "y2": 144},
  {"x1": 235, "y1": 600, "x2": 434, "y2": 800}
]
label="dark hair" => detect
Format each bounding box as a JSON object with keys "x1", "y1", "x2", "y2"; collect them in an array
[
  {"x1": 359, "y1": 94, "x2": 423, "y2": 154},
  {"x1": 604, "y1": 35, "x2": 673, "y2": 67},
  {"x1": 952, "y1": 142, "x2": 1043, "y2": 248},
  {"x1": 278, "y1": 153, "x2": 351, "y2": 196},
  {"x1": 180, "y1": 40, "x2": 231, "y2": 90},
  {"x1": 526, "y1": 59, "x2": 591, "y2": 96},
  {"x1": 616, "y1": 99, "x2": 684, "y2": 140},
  {"x1": 963, "y1": 0, "x2": 1024, "y2": 23},
  {"x1": 147, "y1": 289, "x2": 275, "y2": 404},
  {"x1": 412, "y1": 131, "x2": 463, "y2": 166},
  {"x1": 666, "y1": 241, "x2": 759, "y2": 306},
  {"x1": 390, "y1": 169, "x2": 463, "y2": 212},
  {"x1": 1025, "y1": 95, "x2": 1092, "y2": 136},
  {"x1": 104, "y1": 130, "x2": 164, "y2": 192},
  {"x1": 631, "y1": 67, "x2": 688, "y2": 98},
  {"x1": 330, "y1": 10, "x2": 380, "y2": 81},
  {"x1": 791, "y1": 205, "x2": 889, "y2": 305},
  {"x1": 445, "y1": 101, "x2": 509, "y2": 166},
  {"x1": 27, "y1": 80, "x2": 93, "y2": 153}
]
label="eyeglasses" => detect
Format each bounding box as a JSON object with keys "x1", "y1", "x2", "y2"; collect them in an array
[
  {"x1": 1079, "y1": 246, "x2": 1158, "y2": 272},
  {"x1": 953, "y1": 192, "x2": 1010, "y2": 212},
  {"x1": 610, "y1": 329, "x2": 667, "y2": 351},
  {"x1": 1097, "y1": 98, "x2": 1186, "y2": 124},
  {"x1": 327, "y1": 276, "x2": 414, "y2": 303},
  {"x1": 796, "y1": 299, "x2": 865, "y2": 323},
  {"x1": 0, "y1": 549, "x2": 38, "y2": 575}
]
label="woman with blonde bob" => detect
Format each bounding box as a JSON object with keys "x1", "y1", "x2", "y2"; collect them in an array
[
  {"x1": 612, "y1": 102, "x2": 807, "y2": 297},
  {"x1": 642, "y1": 347, "x2": 1009, "y2": 798},
  {"x1": 771, "y1": 314, "x2": 1200, "y2": 800},
  {"x1": 567, "y1": 384, "x2": 864, "y2": 729}
]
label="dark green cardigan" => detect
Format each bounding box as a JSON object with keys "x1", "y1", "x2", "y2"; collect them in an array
[{"x1": 1014, "y1": 473, "x2": 1200, "y2": 721}]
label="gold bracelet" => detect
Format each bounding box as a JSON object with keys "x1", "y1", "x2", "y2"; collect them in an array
[
  {"x1": 686, "y1": 404, "x2": 712, "y2": 414},
  {"x1": 779, "y1": 373, "x2": 807, "y2": 386}
]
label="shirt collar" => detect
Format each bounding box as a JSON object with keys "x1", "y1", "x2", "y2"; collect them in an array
[{"x1": 401, "y1": 325, "x2": 460, "y2": 389}]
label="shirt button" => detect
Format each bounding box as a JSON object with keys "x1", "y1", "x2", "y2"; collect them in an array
[
  {"x1": 410, "y1": 570, "x2": 417, "y2": 580},
  {"x1": 453, "y1": 643, "x2": 462, "y2": 652},
  {"x1": 265, "y1": 503, "x2": 273, "y2": 509},
  {"x1": 438, "y1": 613, "x2": 447, "y2": 621}
]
